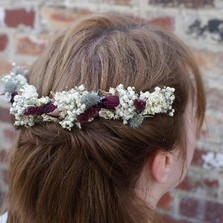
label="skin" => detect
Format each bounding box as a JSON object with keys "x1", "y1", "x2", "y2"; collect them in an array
[{"x1": 136, "y1": 101, "x2": 197, "y2": 208}]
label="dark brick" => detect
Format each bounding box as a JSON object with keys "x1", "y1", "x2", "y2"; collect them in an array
[
  {"x1": 205, "y1": 201, "x2": 223, "y2": 223},
  {"x1": 179, "y1": 197, "x2": 199, "y2": 218},
  {"x1": 5, "y1": 8, "x2": 35, "y2": 28}
]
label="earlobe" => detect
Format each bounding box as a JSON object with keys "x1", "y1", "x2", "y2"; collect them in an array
[{"x1": 150, "y1": 151, "x2": 173, "y2": 184}]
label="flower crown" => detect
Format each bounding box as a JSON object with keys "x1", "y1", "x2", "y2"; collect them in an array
[{"x1": 1, "y1": 66, "x2": 175, "y2": 130}]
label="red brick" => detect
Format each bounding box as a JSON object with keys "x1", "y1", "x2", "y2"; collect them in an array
[
  {"x1": 5, "y1": 8, "x2": 35, "y2": 28},
  {"x1": 178, "y1": 175, "x2": 194, "y2": 191},
  {"x1": 149, "y1": 16, "x2": 174, "y2": 29},
  {"x1": 0, "y1": 107, "x2": 12, "y2": 123},
  {"x1": 203, "y1": 179, "x2": 219, "y2": 197},
  {"x1": 179, "y1": 197, "x2": 200, "y2": 218},
  {"x1": 179, "y1": 197, "x2": 223, "y2": 222},
  {"x1": 0, "y1": 34, "x2": 8, "y2": 51},
  {"x1": 178, "y1": 175, "x2": 219, "y2": 198},
  {"x1": 40, "y1": 7, "x2": 92, "y2": 30},
  {"x1": 16, "y1": 35, "x2": 50, "y2": 56},
  {"x1": 0, "y1": 59, "x2": 12, "y2": 76},
  {"x1": 205, "y1": 201, "x2": 223, "y2": 223},
  {"x1": 203, "y1": 178, "x2": 219, "y2": 188},
  {"x1": 157, "y1": 192, "x2": 173, "y2": 210},
  {"x1": 50, "y1": 11, "x2": 77, "y2": 23}
]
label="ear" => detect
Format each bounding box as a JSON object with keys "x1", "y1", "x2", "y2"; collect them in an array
[{"x1": 150, "y1": 151, "x2": 174, "y2": 184}]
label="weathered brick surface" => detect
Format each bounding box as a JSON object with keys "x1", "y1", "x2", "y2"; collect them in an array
[
  {"x1": 0, "y1": 1, "x2": 223, "y2": 222},
  {"x1": 179, "y1": 197, "x2": 200, "y2": 218},
  {"x1": 16, "y1": 34, "x2": 52, "y2": 56},
  {"x1": 4, "y1": 8, "x2": 35, "y2": 28},
  {"x1": 40, "y1": 6, "x2": 92, "y2": 30},
  {"x1": 149, "y1": 16, "x2": 175, "y2": 29},
  {"x1": 205, "y1": 201, "x2": 223, "y2": 223}
]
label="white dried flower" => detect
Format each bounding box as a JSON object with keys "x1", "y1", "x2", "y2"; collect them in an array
[
  {"x1": 113, "y1": 84, "x2": 138, "y2": 124},
  {"x1": 2, "y1": 66, "x2": 176, "y2": 130},
  {"x1": 99, "y1": 108, "x2": 115, "y2": 119}
]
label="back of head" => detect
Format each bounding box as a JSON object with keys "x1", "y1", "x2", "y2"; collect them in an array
[{"x1": 7, "y1": 13, "x2": 205, "y2": 223}]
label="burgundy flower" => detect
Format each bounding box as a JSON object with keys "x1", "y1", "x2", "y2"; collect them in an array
[
  {"x1": 77, "y1": 105, "x2": 101, "y2": 124},
  {"x1": 134, "y1": 99, "x2": 146, "y2": 112},
  {"x1": 101, "y1": 96, "x2": 120, "y2": 109},
  {"x1": 10, "y1": 91, "x2": 18, "y2": 104},
  {"x1": 43, "y1": 103, "x2": 57, "y2": 113},
  {"x1": 24, "y1": 106, "x2": 44, "y2": 116},
  {"x1": 24, "y1": 103, "x2": 57, "y2": 116}
]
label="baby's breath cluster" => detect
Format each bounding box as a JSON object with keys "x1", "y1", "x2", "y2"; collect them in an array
[
  {"x1": 140, "y1": 87, "x2": 175, "y2": 117},
  {"x1": 10, "y1": 85, "x2": 49, "y2": 127},
  {"x1": 53, "y1": 85, "x2": 88, "y2": 130},
  {"x1": 109, "y1": 84, "x2": 138, "y2": 124},
  {"x1": 1, "y1": 66, "x2": 176, "y2": 130},
  {"x1": 100, "y1": 84, "x2": 175, "y2": 128}
]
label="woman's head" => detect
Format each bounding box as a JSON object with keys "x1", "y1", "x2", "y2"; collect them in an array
[{"x1": 7, "y1": 14, "x2": 205, "y2": 223}]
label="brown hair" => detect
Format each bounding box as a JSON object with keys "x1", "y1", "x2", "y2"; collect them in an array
[{"x1": 7, "y1": 13, "x2": 205, "y2": 223}]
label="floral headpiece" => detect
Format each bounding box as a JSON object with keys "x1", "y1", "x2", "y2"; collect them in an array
[{"x1": 1, "y1": 66, "x2": 175, "y2": 130}]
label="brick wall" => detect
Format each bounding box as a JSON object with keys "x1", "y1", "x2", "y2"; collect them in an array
[{"x1": 0, "y1": 0, "x2": 223, "y2": 222}]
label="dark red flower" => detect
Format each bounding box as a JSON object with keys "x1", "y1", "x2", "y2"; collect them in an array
[
  {"x1": 101, "y1": 96, "x2": 120, "y2": 109},
  {"x1": 24, "y1": 106, "x2": 44, "y2": 116},
  {"x1": 43, "y1": 103, "x2": 57, "y2": 113},
  {"x1": 133, "y1": 99, "x2": 146, "y2": 112},
  {"x1": 24, "y1": 103, "x2": 57, "y2": 116},
  {"x1": 77, "y1": 105, "x2": 101, "y2": 124}
]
